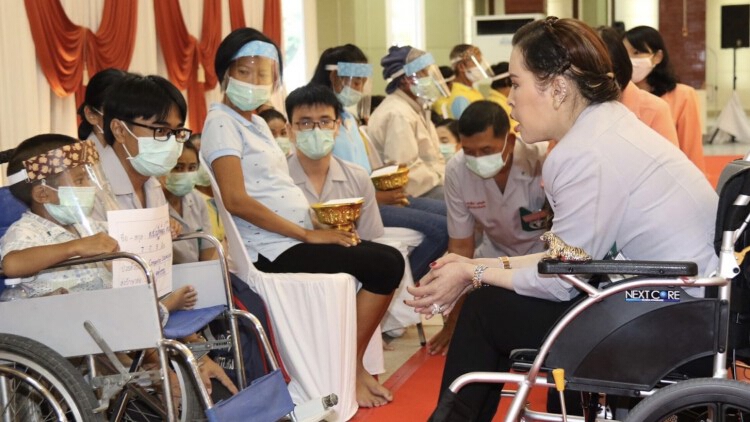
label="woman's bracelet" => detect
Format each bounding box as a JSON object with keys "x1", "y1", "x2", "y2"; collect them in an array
[
  {"x1": 499, "y1": 256, "x2": 512, "y2": 270},
  {"x1": 472, "y1": 264, "x2": 489, "y2": 289}
]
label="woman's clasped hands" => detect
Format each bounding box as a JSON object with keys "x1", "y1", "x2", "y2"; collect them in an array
[{"x1": 405, "y1": 253, "x2": 475, "y2": 318}]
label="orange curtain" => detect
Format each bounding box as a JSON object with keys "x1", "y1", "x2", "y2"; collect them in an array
[
  {"x1": 228, "y1": 0, "x2": 246, "y2": 30},
  {"x1": 154, "y1": 0, "x2": 222, "y2": 133},
  {"x1": 24, "y1": 0, "x2": 137, "y2": 101},
  {"x1": 263, "y1": 0, "x2": 283, "y2": 48}
]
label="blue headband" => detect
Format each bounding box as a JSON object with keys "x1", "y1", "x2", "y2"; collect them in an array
[
  {"x1": 232, "y1": 41, "x2": 279, "y2": 62},
  {"x1": 403, "y1": 53, "x2": 435, "y2": 76},
  {"x1": 334, "y1": 62, "x2": 372, "y2": 78}
]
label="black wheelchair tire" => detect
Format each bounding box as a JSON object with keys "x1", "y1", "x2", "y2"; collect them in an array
[
  {"x1": 625, "y1": 378, "x2": 750, "y2": 421},
  {"x1": 116, "y1": 357, "x2": 205, "y2": 422},
  {"x1": 0, "y1": 333, "x2": 102, "y2": 421}
]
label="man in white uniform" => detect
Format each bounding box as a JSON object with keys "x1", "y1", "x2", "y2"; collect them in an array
[{"x1": 428, "y1": 100, "x2": 548, "y2": 355}]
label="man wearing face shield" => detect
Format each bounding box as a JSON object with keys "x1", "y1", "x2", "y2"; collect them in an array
[
  {"x1": 1, "y1": 135, "x2": 120, "y2": 296},
  {"x1": 368, "y1": 46, "x2": 449, "y2": 201},
  {"x1": 433, "y1": 45, "x2": 493, "y2": 120}
]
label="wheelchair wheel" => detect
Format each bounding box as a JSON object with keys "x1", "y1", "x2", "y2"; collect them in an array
[
  {"x1": 0, "y1": 333, "x2": 101, "y2": 421},
  {"x1": 626, "y1": 378, "x2": 750, "y2": 421},
  {"x1": 116, "y1": 357, "x2": 204, "y2": 422}
]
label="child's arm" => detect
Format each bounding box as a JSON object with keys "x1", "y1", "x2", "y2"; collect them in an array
[{"x1": 1, "y1": 232, "x2": 119, "y2": 278}]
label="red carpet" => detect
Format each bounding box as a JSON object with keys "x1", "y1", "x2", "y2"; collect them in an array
[{"x1": 352, "y1": 349, "x2": 547, "y2": 421}]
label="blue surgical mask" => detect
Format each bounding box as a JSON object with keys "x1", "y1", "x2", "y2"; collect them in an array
[
  {"x1": 121, "y1": 125, "x2": 183, "y2": 177},
  {"x1": 225, "y1": 77, "x2": 272, "y2": 111},
  {"x1": 44, "y1": 186, "x2": 97, "y2": 225},
  {"x1": 165, "y1": 172, "x2": 197, "y2": 197},
  {"x1": 336, "y1": 86, "x2": 364, "y2": 107},
  {"x1": 295, "y1": 129, "x2": 335, "y2": 160}
]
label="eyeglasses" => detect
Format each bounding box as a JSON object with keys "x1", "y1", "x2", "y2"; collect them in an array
[
  {"x1": 125, "y1": 120, "x2": 192, "y2": 143},
  {"x1": 293, "y1": 119, "x2": 338, "y2": 132}
]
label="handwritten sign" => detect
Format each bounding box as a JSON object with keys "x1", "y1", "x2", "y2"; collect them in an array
[{"x1": 107, "y1": 204, "x2": 173, "y2": 296}]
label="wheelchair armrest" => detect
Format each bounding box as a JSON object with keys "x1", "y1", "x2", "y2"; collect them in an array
[{"x1": 537, "y1": 258, "x2": 698, "y2": 277}]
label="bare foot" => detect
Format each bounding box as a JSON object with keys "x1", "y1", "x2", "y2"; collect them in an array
[
  {"x1": 161, "y1": 285, "x2": 198, "y2": 312},
  {"x1": 356, "y1": 369, "x2": 393, "y2": 408},
  {"x1": 427, "y1": 324, "x2": 455, "y2": 356}
]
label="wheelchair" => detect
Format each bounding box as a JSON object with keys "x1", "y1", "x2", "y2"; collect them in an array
[
  {"x1": 0, "y1": 182, "x2": 331, "y2": 421},
  {"x1": 444, "y1": 161, "x2": 750, "y2": 422}
]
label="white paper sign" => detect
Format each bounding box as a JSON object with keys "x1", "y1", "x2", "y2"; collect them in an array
[{"x1": 107, "y1": 204, "x2": 173, "y2": 296}]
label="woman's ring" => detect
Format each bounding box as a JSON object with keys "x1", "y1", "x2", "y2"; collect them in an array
[{"x1": 431, "y1": 303, "x2": 445, "y2": 315}]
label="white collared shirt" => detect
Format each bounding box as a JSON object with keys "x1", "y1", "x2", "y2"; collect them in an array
[
  {"x1": 446, "y1": 141, "x2": 548, "y2": 258},
  {"x1": 169, "y1": 190, "x2": 213, "y2": 264}
]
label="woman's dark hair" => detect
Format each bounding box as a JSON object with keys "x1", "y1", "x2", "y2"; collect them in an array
[
  {"x1": 490, "y1": 62, "x2": 512, "y2": 90},
  {"x1": 214, "y1": 28, "x2": 283, "y2": 85},
  {"x1": 597, "y1": 26, "x2": 631, "y2": 92},
  {"x1": 77, "y1": 68, "x2": 128, "y2": 140},
  {"x1": 8, "y1": 134, "x2": 78, "y2": 205},
  {"x1": 102, "y1": 74, "x2": 187, "y2": 146},
  {"x1": 310, "y1": 44, "x2": 368, "y2": 87},
  {"x1": 181, "y1": 139, "x2": 199, "y2": 163},
  {"x1": 285, "y1": 84, "x2": 342, "y2": 122},
  {"x1": 457, "y1": 101, "x2": 510, "y2": 139},
  {"x1": 258, "y1": 108, "x2": 287, "y2": 124},
  {"x1": 512, "y1": 17, "x2": 619, "y2": 104},
  {"x1": 624, "y1": 25, "x2": 677, "y2": 97}
]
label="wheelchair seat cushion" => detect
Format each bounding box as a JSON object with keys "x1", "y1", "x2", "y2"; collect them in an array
[{"x1": 163, "y1": 305, "x2": 226, "y2": 339}]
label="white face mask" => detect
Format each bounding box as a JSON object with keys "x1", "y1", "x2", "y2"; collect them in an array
[
  {"x1": 465, "y1": 66, "x2": 487, "y2": 83},
  {"x1": 439, "y1": 143, "x2": 456, "y2": 161},
  {"x1": 43, "y1": 186, "x2": 97, "y2": 225},
  {"x1": 409, "y1": 77, "x2": 442, "y2": 103},
  {"x1": 275, "y1": 136, "x2": 293, "y2": 156},
  {"x1": 336, "y1": 86, "x2": 364, "y2": 107},
  {"x1": 121, "y1": 124, "x2": 183, "y2": 177},
  {"x1": 225, "y1": 77, "x2": 273, "y2": 111},
  {"x1": 464, "y1": 136, "x2": 509, "y2": 179},
  {"x1": 295, "y1": 129, "x2": 335, "y2": 160},
  {"x1": 630, "y1": 57, "x2": 654, "y2": 84}
]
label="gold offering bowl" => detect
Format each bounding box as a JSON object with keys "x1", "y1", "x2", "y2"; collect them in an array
[
  {"x1": 311, "y1": 198, "x2": 364, "y2": 233},
  {"x1": 371, "y1": 166, "x2": 410, "y2": 191}
]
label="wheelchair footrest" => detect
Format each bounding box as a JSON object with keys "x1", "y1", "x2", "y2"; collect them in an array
[{"x1": 205, "y1": 370, "x2": 294, "y2": 422}]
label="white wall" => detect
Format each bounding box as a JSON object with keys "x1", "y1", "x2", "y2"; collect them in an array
[
  {"x1": 614, "y1": 0, "x2": 659, "y2": 29},
  {"x1": 706, "y1": 0, "x2": 750, "y2": 114}
]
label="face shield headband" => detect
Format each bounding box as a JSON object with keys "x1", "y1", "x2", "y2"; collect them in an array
[{"x1": 7, "y1": 140, "x2": 100, "y2": 185}]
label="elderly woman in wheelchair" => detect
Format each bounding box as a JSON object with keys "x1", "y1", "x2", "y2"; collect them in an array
[{"x1": 405, "y1": 18, "x2": 746, "y2": 422}]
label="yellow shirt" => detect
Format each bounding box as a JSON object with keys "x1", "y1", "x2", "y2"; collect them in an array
[{"x1": 432, "y1": 82, "x2": 484, "y2": 119}]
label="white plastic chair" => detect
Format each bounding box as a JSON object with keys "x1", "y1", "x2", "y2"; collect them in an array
[{"x1": 201, "y1": 156, "x2": 383, "y2": 421}]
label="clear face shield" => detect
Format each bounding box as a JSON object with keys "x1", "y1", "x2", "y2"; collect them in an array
[
  {"x1": 453, "y1": 50, "x2": 495, "y2": 85},
  {"x1": 224, "y1": 41, "x2": 282, "y2": 112},
  {"x1": 7, "y1": 140, "x2": 120, "y2": 237},
  {"x1": 395, "y1": 53, "x2": 450, "y2": 106},
  {"x1": 326, "y1": 62, "x2": 373, "y2": 120}
]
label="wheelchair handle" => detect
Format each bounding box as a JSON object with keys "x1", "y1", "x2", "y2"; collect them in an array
[{"x1": 538, "y1": 258, "x2": 698, "y2": 277}]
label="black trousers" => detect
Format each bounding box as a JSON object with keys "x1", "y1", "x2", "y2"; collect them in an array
[
  {"x1": 254, "y1": 241, "x2": 405, "y2": 295},
  {"x1": 438, "y1": 286, "x2": 576, "y2": 422}
]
